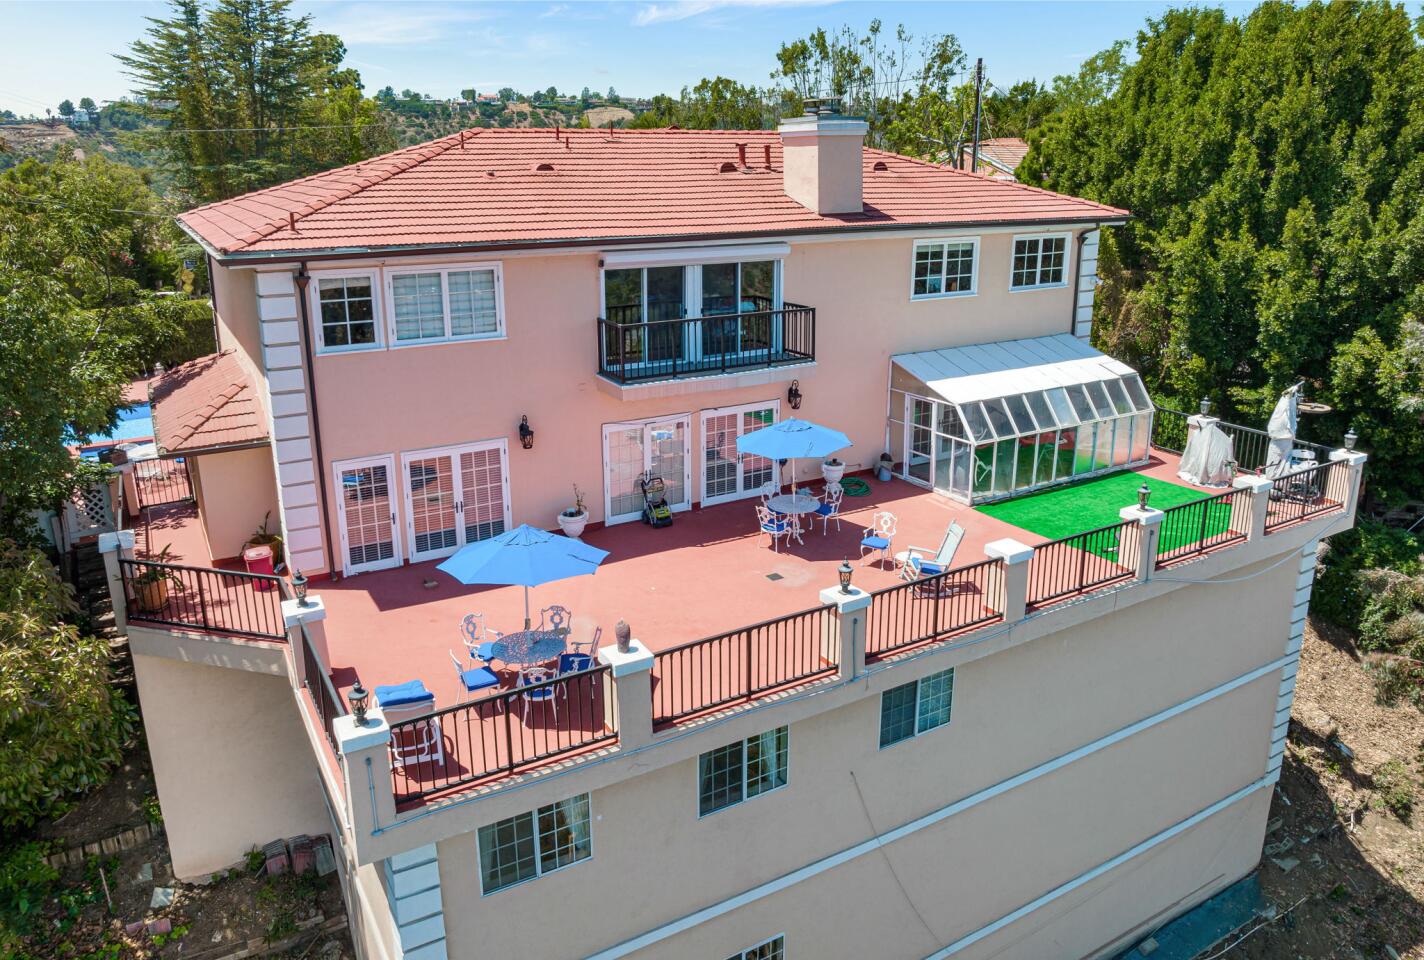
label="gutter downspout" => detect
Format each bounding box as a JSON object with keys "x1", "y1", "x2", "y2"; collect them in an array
[
  {"x1": 206, "y1": 254, "x2": 221, "y2": 352},
  {"x1": 293, "y1": 265, "x2": 339, "y2": 580},
  {"x1": 1067, "y1": 224, "x2": 1099, "y2": 337}
]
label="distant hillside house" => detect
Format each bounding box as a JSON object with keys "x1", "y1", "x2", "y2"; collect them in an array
[{"x1": 960, "y1": 137, "x2": 1030, "y2": 180}]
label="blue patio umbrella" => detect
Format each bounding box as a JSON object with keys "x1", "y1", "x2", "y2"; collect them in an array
[
  {"x1": 736, "y1": 418, "x2": 852, "y2": 488},
  {"x1": 437, "y1": 524, "x2": 609, "y2": 629}
]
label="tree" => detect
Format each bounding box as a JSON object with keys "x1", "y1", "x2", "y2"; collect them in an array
[
  {"x1": 544, "y1": 86, "x2": 558, "y2": 100},
  {"x1": 119, "y1": 0, "x2": 394, "y2": 204},
  {"x1": 606, "y1": 86, "x2": 619, "y2": 103},
  {"x1": 460, "y1": 88, "x2": 476, "y2": 102},
  {"x1": 984, "y1": 80, "x2": 1056, "y2": 140},
  {"x1": 57, "y1": 100, "x2": 75, "y2": 117},
  {"x1": 0, "y1": 542, "x2": 135, "y2": 829},
  {"x1": 78, "y1": 97, "x2": 96, "y2": 113},
  {"x1": 498, "y1": 87, "x2": 518, "y2": 102},
  {"x1": 1022, "y1": 2, "x2": 1424, "y2": 501}
]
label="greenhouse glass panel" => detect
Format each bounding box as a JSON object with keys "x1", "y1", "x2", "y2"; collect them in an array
[
  {"x1": 937, "y1": 402, "x2": 968, "y2": 440},
  {"x1": 1004, "y1": 394, "x2": 1036, "y2": 433},
  {"x1": 1033, "y1": 432, "x2": 1057, "y2": 485},
  {"x1": 1112, "y1": 417, "x2": 1132, "y2": 465},
  {"x1": 962, "y1": 403, "x2": 993, "y2": 442},
  {"x1": 907, "y1": 398, "x2": 933, "y2": 485},
  {"x1": 1013, "y1": 437, "x2": 1037, "y2": 491},
  {"x1": 1104, "y1": 378, "x2": 1133, "y2": 415},
  {"x1": 972, "y1": 444, "x2": 995, "y2": 495},
  {"x1": 1122, "y1": 375, "x2": 1151, "y2": 411},
  {"x1": 1046, "y1": 388, "x2": 1077, "y2": 425},
  {"x1": 982, "y1": 398, "x2": 1016, "y2": 438},
  {"x1": 992, "y1": 438, "x2": 1016, "y2": 494},
  {"x1": 1066, "y1": 385, "x2": 1096, "y2": 421},
  {"x1": 1130, "y1": 412, "x2": 1152, "y2": 460},
  {"x1": 1073, "y1": 422, "x2": 1097, "y2": 475},
  {"x1": 1026, "y1": 390, "x2": 1056, "y2": 428},
  {"x1": 1085, "y1": 381, "x2": 1115, "y2": 418},
  {"x1": 1093, "y1": 418, "x2": 1115, "y2": 470}
]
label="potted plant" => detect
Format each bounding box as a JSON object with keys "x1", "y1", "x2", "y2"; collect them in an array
[
  {"x1": 822, "y1": 456, "x2": 846, "y2": 485},
  {"x1": 557, "y1": 485, "x2": 589, "y2": 540},
  {"x1": 246, "y1": 512, "x2": 285, "y2": 574},
  {"x1": 133, "y1": 545, "x2": 177, "y2": 613}
]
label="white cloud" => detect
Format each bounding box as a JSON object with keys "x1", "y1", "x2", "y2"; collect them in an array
[
  {"x1": 633, "y1": 0, "x2": 834, "y2": 27},
  {"x1": 314, "y1": 4, "x2": 494, "y2": 46},
  {"x1": 540, "y1": 3, "x2": 568, "y2": 17}
]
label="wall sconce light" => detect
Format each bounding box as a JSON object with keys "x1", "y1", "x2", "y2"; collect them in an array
[
  {"x1": 787, "y1": 380, "x2": 802, "y2": 410},
  {"x1": 292, "y1": 569, "x2": 309, "y2": 607},
  {"x1": 518, "y1": 415, "x2": 534, "y2": 450},
  {"x1": 1343, "y1": 427, "x2": 1358, "y2": 451},
  {"x1": 838, "y1": 558, "x2": 853, "y2": 594},
  {"x1": 348, "y1": 682, "x2": 369, "y2": 726},
  {"x1": 1137, "y1": 483, "x2": 1151, "y2": 510}
]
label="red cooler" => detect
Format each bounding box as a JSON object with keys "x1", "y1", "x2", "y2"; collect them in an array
[{"x1": 243, "y1": 544, "x2": 275, "y2": 590}]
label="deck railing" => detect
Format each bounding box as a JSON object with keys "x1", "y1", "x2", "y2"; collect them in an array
[
  {"x1": 597, "y1": 300, "x2": 815, "y2": 384},
  {"x1": 650, "y1": 604, "x2": 835, "y2": 728},
  {"x1": 1155, "y1": 488, "x2": 1246, "y2": 567},
  {"x1": 1152, "y1": 407, "x2": 1331, "y2": 471},
  {"x1": 1264, "y1": 460, "x2": 1344, "y2": 534},
  {"x1": 389, "y1": 665, "x2": 616, "y2": 804},
  {"x1": 1026, "y1": 519, "x2": 1138, "y2": 609},
  {"x1": 298, "y1": 623, "x2": 347, "y2": 752},
  {"x1": 120, "y1": 559, "x2": 286, "y2": 640},
  {"x1": 864, "y1": 558, "x2": 1004, "y2": 660}
]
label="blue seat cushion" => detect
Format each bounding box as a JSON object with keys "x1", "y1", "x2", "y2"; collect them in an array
[
  {"x1": 762, "y1": 521, "x2": 788, "y2": 533},
  {"x1": 558, "y1": 653, "x2": 593, "y2": 673},
  {"x1": 862, "y1": 535, "x2": 890, "y2": 549},
  {"x1": 815, "y1": 504, "x2": 835, "y2": 516},
  {"x1": 375, "y1": 680, "x2": 433, "y2": 707},
  {"x1": 459, "y1": 666, "x2": 499, "y2": 691},
  {"x1": 474, "y1": 641, "x2": 497, "y2": 661},
  {"x1": 916, "y1": 560, "x2": 946, "y2": 575}
]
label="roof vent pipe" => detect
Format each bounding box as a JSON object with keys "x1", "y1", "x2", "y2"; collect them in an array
[
  {"x1": 737, "y1": 143, "x2": 747, "y2": 168},
  {"x1": 763, "y1": 144, "x2": 772, "y2": 168}
]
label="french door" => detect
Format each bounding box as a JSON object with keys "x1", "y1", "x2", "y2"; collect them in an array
[
  {"x1": 402, "y1": 440, "x2": 511, "y2": 562},
  {"x1": 700, "y1": 401, "x2": 780, "y2": 506},
  {"x1": 602, "y1": 415, "x2": 692, "y2": 525},
  {"x1": 333, "y1": 456, "x2": 401, "y2": 576}
]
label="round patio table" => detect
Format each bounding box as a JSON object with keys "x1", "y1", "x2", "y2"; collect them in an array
[
  {"x1": 768, "y1": 493, "x2": 821, "y2": 543},
  {"x1": 489, "y1": 630, "x2": 566, "y2": 667}
]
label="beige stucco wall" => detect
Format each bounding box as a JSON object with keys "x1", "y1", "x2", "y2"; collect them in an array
[
  {"x1": 275, "y1": 228, "x2": 1084, "y2": 575},
  {"x1": 212, "y1": 263, "x2": 263, "y2": 375},
  {"x1": 189, "y1": 446, "x2": 280, "y2": 562},
  {"x1": 422, "y1": 554, "x2": 1291, "y2": 959},
  {"x1": 133, "y1": 652, "x2": 330, "y2": 880}
]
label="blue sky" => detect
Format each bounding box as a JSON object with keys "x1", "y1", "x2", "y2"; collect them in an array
[{"x1": 0, "y1": 0, "x2": 1255, "y2": 117}]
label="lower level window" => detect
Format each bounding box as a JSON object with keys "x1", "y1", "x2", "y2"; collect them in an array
[
  {"x1": 699, "y1": 727, "x2": 788, "y2": 816},
  {"x1": 478, "y1": 793, "x2": 591, "y2": 894},
  {"x1": 727, "y1": 935, "x2": 784, "y2": 960},
  {"x1": 879, "y1": 668, "x2": 954, "y2": 748}
]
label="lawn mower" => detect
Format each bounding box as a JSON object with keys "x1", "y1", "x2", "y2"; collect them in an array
[{"x1": 639, "y1": 471, "x2": 674, "y2": 527}]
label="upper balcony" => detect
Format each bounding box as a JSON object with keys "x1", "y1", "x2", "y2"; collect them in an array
[{"x1": 595, "y1": 297, "x2": 815, "y2": 397}]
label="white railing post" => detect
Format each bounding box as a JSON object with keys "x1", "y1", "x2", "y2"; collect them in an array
[
  {"x1": 1327, "y1": 449, "x2": 1368, "y2": 519},
  {"x1": 282, "y1": 595, "x2": 328, "y2": 690},
  {"x1": 819, "y1": 583, "x2": 871, "y2": 681},
  {"x1": 97, "y1": 530, "x2": 136, "y2": 634},
  {"x1": 335, "y1": 709, "x2": 397, "y2": 843},
  {"x1": 1231, "y1": 475, "x2": 1274, "y2": 541},
  {"x1": 984, "y1": 539, "x2": 1033, "y2": 621},
  {"x1": 598, "y1": 639, "x2": 655, "y2": 751},
  {"x1": 1117, "y1": 504, "x2": 1164, "y2": 581}
]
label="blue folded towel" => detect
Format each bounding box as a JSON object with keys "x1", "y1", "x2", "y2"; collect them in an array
[{"x1": 374, "y1": 680, "x2": 433, "y2": 707}]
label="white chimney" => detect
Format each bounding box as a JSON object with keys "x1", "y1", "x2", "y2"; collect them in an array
[{"x1": 778, "y1": 100, "x2": 868, "y2": 215}]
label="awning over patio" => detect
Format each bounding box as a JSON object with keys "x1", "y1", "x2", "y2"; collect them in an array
[{"x1": 890, "y1": 334, "x2": 1155, "y2": 503}]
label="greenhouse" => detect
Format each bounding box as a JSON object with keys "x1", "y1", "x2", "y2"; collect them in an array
[{"x1": 889, "y1": 334, "x2": 1156, "y2": 504}]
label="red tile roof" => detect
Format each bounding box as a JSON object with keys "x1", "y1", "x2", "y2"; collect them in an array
[
  {"x1": 150, "y1": 351, "x2": 269, "y2": 454},
  {"x1": 178, "y1": 128, "x2": 1128, "y2": 257},
  {"x1": 961, "y1": 138, "x2": 1031, "y2": 178}
]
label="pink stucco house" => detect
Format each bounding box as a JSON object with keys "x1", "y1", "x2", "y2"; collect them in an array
[{"x1": 102, "y1": 106, "x2": 1366, "y2": 960}]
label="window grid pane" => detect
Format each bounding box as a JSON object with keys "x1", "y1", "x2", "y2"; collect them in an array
[
  {"x1": 914, "y1": 243, "x2": 946, "y2": 296},
  {"x1": 448, "y1": 269, "x2": 498, "y2": 336},
  {"x1": 944, "y1": 242, "x2": 975, "y2": 293},
  {"x1": 393, "y1": 272, "x2": 446, "y2": 341},
  {"x1": 745, "y1": 727, "x2": 788, "y2": 798},
  {"x1": 478, "y1": 811, "x2": 537, "y2": 893},
  {"x1": 916, "y1": 669, "x2": 954, "y2": 734},
  {"x1": 537, "y1": 794, "x2": 592, "y2": 874},
  {"x1": 699, "y1": 741, "x2": 745, "y2": 815},
  {"x1": 728, "y1": 936, "x2": 786, "y2": 960},
  {"x1": 879, "y1": 681, "x2": 919, "y2": 747},
  {"x1": 318, "y1": 277, "x2": 375, "y2": 348}
]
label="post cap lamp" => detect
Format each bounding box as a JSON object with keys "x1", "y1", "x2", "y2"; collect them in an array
[
  {"x1": 838, "y1": 558, "x2": 853, "y2": 594},
  {"x1": 348, "y1": 682, "x2": 370, "y2": 727},
  {"x1": 292, "y1": 569, "x2": 309, "y2": 607},
  {"x1": 1137, "y1": 483, "x2": 1151, "y2": 510}
]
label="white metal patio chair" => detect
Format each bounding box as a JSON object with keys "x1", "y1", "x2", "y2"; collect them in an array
[
  {"x1": 813, "y1": 483, "x2": 844, "y2": 534},
  {"x1": 539, "y1": 605, "x2": 572, "y2": 637},
  {"x1": 859, "y1": 511, "x2": 898, "y2": 569},
  {"x1": 460, "y1": 612, "x2": 501, "y2": 664},
  {"x1": 518, "y1": 667, "x2": 559, "y2": 722},
  {"x1": 567, "y1": 624, "x2": 603, "y2": 656},
  {"x1": 756, "y1": 503, "x2": 794, "y2": 552}
]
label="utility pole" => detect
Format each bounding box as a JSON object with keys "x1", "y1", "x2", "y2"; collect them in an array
[{"x1": 970, "y1": 57, "x2": 984, "y2": 174}]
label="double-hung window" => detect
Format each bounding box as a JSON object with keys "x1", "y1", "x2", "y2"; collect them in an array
[
  {"x1": 388, "y1": 263, "x2": 502, "y2": 344},
  {"x1": 726, "y1": 935, "x2": 785, "y2": 960},
  {"x1": 1010, "y1": 234, "x2": 1069, "y2": 289},
  {"x1": 315, "y1": 274, "x2": 379, "y2": 351},
  {"x1": 912, "y1": 239, "x2": 978, "y2": 299},
  {"x1": 699, "y1": 726, "x2": 788, "y2": 816},
  {"x1": 477, "y1": 793, "x2": 591, "y2": 894},
  {"x1": 879, "y1": 668, "x2": 954, "y2": 748}
]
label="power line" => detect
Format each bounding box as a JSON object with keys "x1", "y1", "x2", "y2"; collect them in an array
[
  {"x1": 0, "y1": 190, "x2": 178, "y2": 220},
  {"x1": 141, "y1": 123, "x2": 391, "y2": 134}
]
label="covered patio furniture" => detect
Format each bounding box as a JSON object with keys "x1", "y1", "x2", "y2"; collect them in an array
[
  {"x1": 1263, "y1": 382, "x2": 1304, "y2": 480},
  {"x1": 438, "y1": 523, "x2": 609, "y2": 630},
  {"x1": 375, "y1": 680, "x2": 443, "y2": 768},
  {"x1": 860, "y1": 512, "x2": 898, "y2": 568},
  {"x1": 448, "y1": 650, "x2": 499, "y2": 701},
  {"x1": 518, "y1": 667, "x2": 559, "y2": 722},
  {"x1": 1178, "y1": 418, "x2": 1236, "y2": 486},
  {"x1": 901, "y1": 521, "x2": 965, "y2": 582}
]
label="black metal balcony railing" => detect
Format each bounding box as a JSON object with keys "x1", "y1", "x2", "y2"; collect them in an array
[
  {"x1": 120, "y1": 558, "x2": 287, "y2": 641},
  {"x1": 1152, "y1": 407, "x2": 1332, "y2": 472},
  {"x1": 597, "y1": 299, "x2": 815, "y2": 384}
]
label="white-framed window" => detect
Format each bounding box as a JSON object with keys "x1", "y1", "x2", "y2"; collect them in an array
[
  {"x1": 698, "y1": 726, "x2": 788, "y2": 816},
  {"x1": 1010, "y1": 233, "x2": 1069, "y2": 290},
  {"x1": 477, "y1": 793, "x2": 591, "y2": 895},
  {"x1": 313, "y1": 272, "x2": 382, "y2": 353},
  {"x1": 726, "y1": 935, "x2": 785, "y2": 960},
  {"x1": 911, "y1": 238, "x2": 978, "y2": 299},
  {"x1": 386, "y1": 262, "x2": 503, "y2": 345},
  {"x1": 879, "y1": 668, "x2": 954, "y2": 748}
]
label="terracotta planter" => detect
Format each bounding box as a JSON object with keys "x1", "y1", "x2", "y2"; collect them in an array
[
  {"x1": 136, "y1": 578, "x2": 170, "y2": 613},
  {"x1": 557, "y1": 510, "x2": 589, "y2": 540}
]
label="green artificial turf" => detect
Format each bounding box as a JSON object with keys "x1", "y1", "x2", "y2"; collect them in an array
[{"x1": 976, "y1": 469, "x2": 1232, "y2": 558}]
